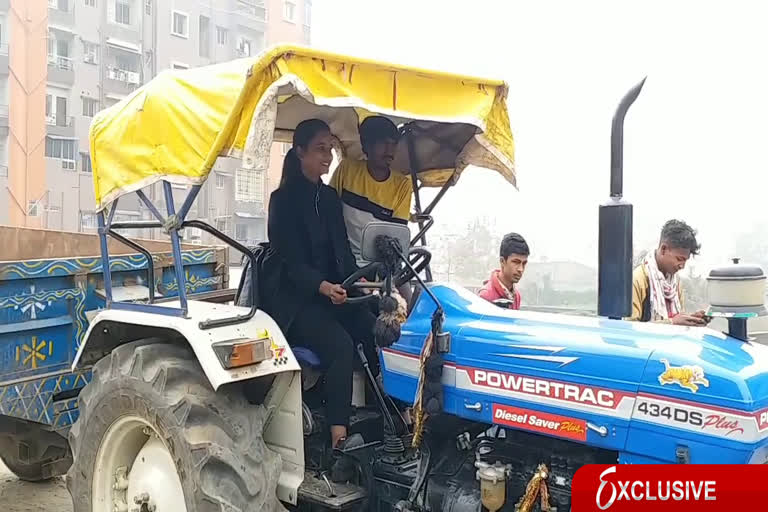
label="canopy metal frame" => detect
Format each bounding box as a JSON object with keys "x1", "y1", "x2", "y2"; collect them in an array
[
  {"x1": 97, "y1": 121, "x2": 463, "y2": 325},
  {"x1": 97, "y1": 182, "x2": 259, "y2": 329}
]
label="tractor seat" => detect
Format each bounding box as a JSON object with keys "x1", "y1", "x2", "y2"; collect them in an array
[
  {"x1": 292, "y1": 346, "x2": 324, "y2": 369},
  {"x1": 291, "y1": 345, "x2": 369, "y2": 372}
]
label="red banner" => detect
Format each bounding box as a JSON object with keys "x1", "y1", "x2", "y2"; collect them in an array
[{"x1": 571, "y1": 464, "x2": 768, "y2": 511}]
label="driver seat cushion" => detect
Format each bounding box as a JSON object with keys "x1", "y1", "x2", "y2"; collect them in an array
[{"x1": 293, "y1": 346, "x2": 324, "y2": 368}]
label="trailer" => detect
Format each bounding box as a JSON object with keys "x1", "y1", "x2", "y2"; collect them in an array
[{"x1": 0, "y1": 226, "x2": 231, "y2": 481}]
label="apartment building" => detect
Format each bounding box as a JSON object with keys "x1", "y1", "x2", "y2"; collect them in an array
[{"x1": 1, "y1": 0, "x2": 311, "y2": 262}]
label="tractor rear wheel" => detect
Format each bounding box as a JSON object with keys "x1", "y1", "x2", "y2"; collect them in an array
[{"x1": 66, "y1": 340, "x2": 285, "y2": 512}]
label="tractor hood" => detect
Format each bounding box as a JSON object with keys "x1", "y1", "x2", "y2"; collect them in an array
[{"x1": 383, "y1": 284, "x2": 768, "y2": 457}]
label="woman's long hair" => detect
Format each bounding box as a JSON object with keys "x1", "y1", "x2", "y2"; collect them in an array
[{"x1": 280, "y1": 118, "x2": 331, "y2": 187}]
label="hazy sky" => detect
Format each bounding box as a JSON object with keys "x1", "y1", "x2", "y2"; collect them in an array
[{"x1": 313, "y1": 0, "x2": 768, "y2": 271}]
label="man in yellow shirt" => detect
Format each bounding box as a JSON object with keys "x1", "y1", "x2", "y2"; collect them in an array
[
  {"x1": 627, "y1": 219, "x2": 709, "y2": 326},
  {"x1": 329, "y1": 116, "x2": 413, "y2": 266}
]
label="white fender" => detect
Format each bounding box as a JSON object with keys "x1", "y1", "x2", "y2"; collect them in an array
[{"x1": 72, "y1": 300, "x2": 305, "y2": 504}]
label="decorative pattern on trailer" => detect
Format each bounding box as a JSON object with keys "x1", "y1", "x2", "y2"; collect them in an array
[
  {"x1": 0, "y1": 368, "x2": 92, "y2": 431},
  {"x1": 164, "y1": 271, "x2": 222, "y2": 293},
  {"x1": 0, "y1": 287, "x2": 88, "y2": 350},
  {"x1": 0, "y1": 249, "x2": 216, "y2": 280}
]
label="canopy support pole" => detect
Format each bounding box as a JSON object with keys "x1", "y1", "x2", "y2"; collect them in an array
[
  {"x1": 405, "y1": 128, "x2": 433, "y2": 282},
  {"x1": 163, "y1": 181, "x2": 189, "y2": 316}
]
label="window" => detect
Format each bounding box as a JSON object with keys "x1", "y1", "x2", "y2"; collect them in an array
[
  {"x1": 216, "y1": 218, "x2": 227, "y2": 233},
  {"x1": 172, "y1": 11, "x2": 189, "y2": 38},
  {"x1": 237, "y1": 37, "x2": 251, "y2": 57},
  {"x1": 82, "y1": 97, "x2": 99, "y2": 117},
  {"x1": 115, "y1": 1, "x2": 131, "y2": 25},
  {"x1": 115, "y1": 54, "x2": 138, "y2": 72},
  {"x1": 82, "y1": 41, "x2": 98, "y2": 64},
  {"x1": 46, "y1": 93, "x2": 69, "y2": 126},
  {"x1": 283, "y1": 1, "x2": 296, "y2": 22},
  {"x1": 199, "y1": 16, "x2": 210, "y2": 57},
  {"x1": 216, "y1": 26, "x2": 227, "y2": 46},
  {"x1": 45, "y1": 137, "x2": 77, "y2": 169},
  {"x1": 304, "y1": 0, "x2": 311, "y2": 25},
  {"x1": 80, "y1": 211, "x2": 98, "y2": 231},
  {"x1": 84, "y1": 0, "x2": 96, "y2": 6},
  {"x1": 215, "y1": 173, "x2": 225, "y2": 189},
  {"x1": 81, "y1": 153, "x2": 92, "y2": 173},
  {"x1": 52, "y1": 0, "x2": 69, "y2": 10},
  {"x1": 281, "y1": 142, "x2": 291, "y2": 155},
  {"x1": 235, "y1": 168, "x2": 264, "y2": 203},
  {"x1": 28, "y1": 201, "x2": 40, "y2": 217},
  {"x1": 235, "y1": 224, "x2": 247, "y2": 241},
  {"x1": 57, "y1": 39, "x2": 70, "y2": 57},
  {"x1": 144, "y1": 0, "x2": 151, "y2": 15}
]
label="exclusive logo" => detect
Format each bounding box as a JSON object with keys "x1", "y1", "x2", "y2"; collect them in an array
[
  {"x1": 595, "y1": 465, "x2": 716, "y2": 510},
  {"x1": 657, "y1": 359, "x2": 709, "y2": 393},
  {"x1": 596, "y1": 466, "x2": 619, "y2": 510}
]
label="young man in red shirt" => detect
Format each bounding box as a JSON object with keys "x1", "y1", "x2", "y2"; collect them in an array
[{"x1": 479, "y1": 233, "x2": 529, "y2": 309}]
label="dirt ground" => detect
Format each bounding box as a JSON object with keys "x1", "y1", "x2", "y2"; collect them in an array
[{"x1": 0, "y1": 461, "x2": 72, "y2": 512}]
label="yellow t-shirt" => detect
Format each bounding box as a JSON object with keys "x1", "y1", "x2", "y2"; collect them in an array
[{"x1": 329, "y1": 159, "x2": 412, "y2": 264}]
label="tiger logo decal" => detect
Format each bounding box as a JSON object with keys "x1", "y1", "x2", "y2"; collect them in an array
[{"x1": 657, "y1": 358, "x2": 709, "y2": 393}]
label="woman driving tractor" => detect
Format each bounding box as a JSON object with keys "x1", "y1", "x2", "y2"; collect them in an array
[{"x1": 264, "y1": 118, "x2": 378, "y2": 453}]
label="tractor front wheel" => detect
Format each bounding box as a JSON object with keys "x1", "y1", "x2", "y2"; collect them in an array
[{"x1": 66, "y1": 340, "x2": 285, "y2": 512}]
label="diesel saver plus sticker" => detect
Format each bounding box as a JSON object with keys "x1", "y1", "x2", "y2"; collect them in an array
[{"x1": 492, "y1": 403, "x2": 588, "y2": 441}]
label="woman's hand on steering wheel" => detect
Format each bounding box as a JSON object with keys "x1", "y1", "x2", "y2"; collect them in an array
[
  {"x1": 319, "y1": 280, "x2": 348, "y2": 305},
  {"x1": 341, "y1": 262, "x2": 386, "y2": 305}
]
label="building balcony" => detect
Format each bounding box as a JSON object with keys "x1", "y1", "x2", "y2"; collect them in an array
[
  {"x1": 237, "y1": 1, "x2": 267, "y2": 21},
  {"x1": 47, "y1": 54, "x2": 75, "y2": 84},
  {"x1": 46, "y1": 115, "x2": 76, "y2": 138},
  {"x1": 105, "y1": 66, "x2": 141, "y2": 95},
  {"x1": 235, "y1": 0, "x2": 267, "y2": 32},
  {"x1": 48, "y1": 1, "x2": 75, "y2": 27},
  {"x1": 0, "y1": 104, "x2": 8, "y2": 136},
  {"x1": 0, "y1": 44, "x2": 7, "y2": 75},
  {"x1": 107, "y1": 66, "x2": 141, "y2": 84}
]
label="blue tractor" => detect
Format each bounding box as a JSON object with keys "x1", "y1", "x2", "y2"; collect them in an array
[{"x1": 64, "y1": 47, "x2": 768, "y2": 512}]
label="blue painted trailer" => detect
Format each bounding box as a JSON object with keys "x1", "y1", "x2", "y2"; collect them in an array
[{"x1": 0, "y1": 226, "x2": 230, "y2": 480}]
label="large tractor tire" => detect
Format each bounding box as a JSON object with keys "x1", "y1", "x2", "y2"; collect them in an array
[
  {"x1": 0, "y1": 423, "x2": 71, "y2": 482},
  {"x1": 66, "y1": 340, "x2": 285, "y2": 512}
]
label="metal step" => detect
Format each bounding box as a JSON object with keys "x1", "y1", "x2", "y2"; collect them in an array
[{"x1": 298, "y1": 472, "x2": 367, "y2": 510}]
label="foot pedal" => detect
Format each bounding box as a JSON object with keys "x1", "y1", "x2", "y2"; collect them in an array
[{"x1": 298, "y1": 472, "x2": 367, "y2": 510}]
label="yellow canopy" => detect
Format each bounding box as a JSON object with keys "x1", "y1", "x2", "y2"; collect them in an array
[{"x1": 90, "y1": 45, "x2": 516, "y2": 210}]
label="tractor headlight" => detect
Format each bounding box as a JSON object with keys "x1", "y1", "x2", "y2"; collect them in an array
[{"x1": 213, "y1": 337, "x2": 272, "y2": 369}]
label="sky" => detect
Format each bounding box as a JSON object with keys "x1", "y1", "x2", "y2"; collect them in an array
[{"x1": 312, "y1": 0, "x2": 768, "y2": 272}]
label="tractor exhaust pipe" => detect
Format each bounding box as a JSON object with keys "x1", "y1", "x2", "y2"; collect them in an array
[{"x1": 598, "y1": 77, "x2": 646, "y2": 319}]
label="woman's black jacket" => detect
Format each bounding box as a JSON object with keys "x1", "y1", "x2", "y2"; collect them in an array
[{"x1": 259, "y1": 175, "x2": 360, "y2": 330}]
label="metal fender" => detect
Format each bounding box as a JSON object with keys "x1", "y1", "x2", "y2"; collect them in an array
[
  {"x1": 72, "y1": 300, "x2": 306, "y2": 504},
  {"x1": 72, "y1": 301, "x2": 300, "y2": 391}
]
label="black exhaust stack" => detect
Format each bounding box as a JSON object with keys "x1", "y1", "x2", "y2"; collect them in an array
[{"x1": 598, "y1": 78, "x2": 646, "y2": 319}]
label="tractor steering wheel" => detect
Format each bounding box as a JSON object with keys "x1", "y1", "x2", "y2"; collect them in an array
[
  {"x1": 341, "y1": 246, "x2": 433, "y2": 304},
  {"x1": 341, "y1": 262, "x2": 386, "y2": 305},
  {"x1": 394, "y1": 247, "x2": 432, "y2": 288}
]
